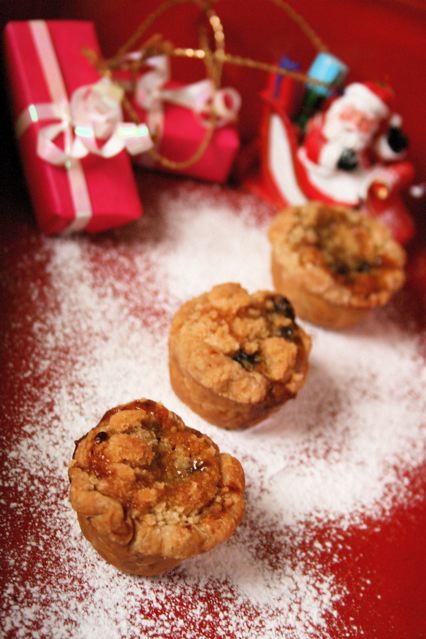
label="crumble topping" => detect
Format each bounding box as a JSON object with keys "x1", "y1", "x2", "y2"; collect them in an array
[
  {"x1": 269, "y1": 202, "x2": 406, "y2": 307},
  {"x1": 171, "y1": 284, "x2": 311, "y2": 404},
  {"x1": 69, "y1": 400, "x2": 245, "y2": 556}
]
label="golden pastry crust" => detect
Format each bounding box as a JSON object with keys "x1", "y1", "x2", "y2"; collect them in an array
[
  {"x1": 69, "y1": 399, "x2": 245, "y2": 576},
  {"x1": 169, "y1": 283, "x2": 311, "y2": 429},
  {"x1": 268, "y1": 202, "x2": 406, "y2": 329}
]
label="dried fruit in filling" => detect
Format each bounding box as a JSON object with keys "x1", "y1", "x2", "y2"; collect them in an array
[
  {"x1": 168, "y1": 283, "x2": 311, "y2": 429},
  {"x1": 69, "y1": 399, "x2": 245, "y2": 576}
]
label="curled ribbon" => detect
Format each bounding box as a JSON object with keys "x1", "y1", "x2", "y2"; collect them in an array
[
  {"x1": 134, "y1": 55, "x2": 241, "y2": 138},
  {"x1": 16, "y1": 77, "x2": 153, "y2": 166}
]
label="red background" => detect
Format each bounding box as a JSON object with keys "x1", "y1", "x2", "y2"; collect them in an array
[
  {"x1": 2, "y1": 0, "x2": 425, "y2": 238},
  {"x1": 1, "y1": 2, "x2": 425, "y2": 639}
]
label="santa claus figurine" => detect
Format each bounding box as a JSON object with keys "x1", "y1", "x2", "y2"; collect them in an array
[
  {"x1": 295, "y1": 80, "x2": 414, "y2": 222},
  {"x1": 302, "y1": 81, "x2": 408, "y2": 173},
  {"x1": 258, "y1": 72, "x2": 416, "y2": 244}
]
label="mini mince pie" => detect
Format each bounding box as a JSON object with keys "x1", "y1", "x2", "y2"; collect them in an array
[
  {"x1": 69, "y1": 399, "x2": 245, "y2": 576},
  {"x1": 168, "y1": 283, "x2": 311, "y2": 429},
  {"x1": 268, "y1": 202, "x2": 406, "y2": 329}
]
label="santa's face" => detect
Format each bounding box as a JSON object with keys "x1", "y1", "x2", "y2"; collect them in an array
[
  {"x1": 324, "y1": 97, "x2": 381, "y2": 149},
  {"x1": 338, "y1": 105, "x2": 377, "y2": 135}
]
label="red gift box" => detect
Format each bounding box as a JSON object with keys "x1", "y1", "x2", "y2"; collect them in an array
[
  {"x1": 131, "y1": 65, "x2": 240, "y2": 183},
  {"x1": 4, "y1": 20, "x2": 144, "y2": 234}
]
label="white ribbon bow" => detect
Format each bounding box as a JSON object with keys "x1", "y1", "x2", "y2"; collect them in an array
[
  {"x1": 18, "y1": 78, "x2": 153, "y2": 166},
  {"x1": 134, "y1": 55, "x2": 241, "y2": 138}
]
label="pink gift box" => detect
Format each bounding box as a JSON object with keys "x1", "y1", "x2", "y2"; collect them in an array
[
  {"x1": 132, "y1": 82, "x2": 240, "y2": 183},
  {"x1": 4, "y1": 20, "x2": 143, "y2": 234}
]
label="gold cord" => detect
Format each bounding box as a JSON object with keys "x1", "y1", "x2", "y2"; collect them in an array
[
  {"x1": 119, "y1": 1, "x2": 221, "y2": 170},
  {"x1": 171, "y1": 47, "x2": 332, "y2": 90},
  {"x1": 269, "y1": 0, "x2": 328, "y2": 53},
  {"x1": 87, "y1": 0, "x2": 332, "y2": 169}
]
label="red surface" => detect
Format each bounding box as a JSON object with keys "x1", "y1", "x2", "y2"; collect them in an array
[
  {"x1": 1, "y1": 2, "x2": 426, "y2": 638},
  {"x1": 0, "y1": 169, "x2": 426, "y2": 639}
]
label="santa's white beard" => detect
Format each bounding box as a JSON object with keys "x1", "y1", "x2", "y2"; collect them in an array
[
  {"x1": 323, "y1": 116, "x2": 376, "y2": 150},
  {"x1": 329, "y1": 127, "x2": 370, "y2": 150}
]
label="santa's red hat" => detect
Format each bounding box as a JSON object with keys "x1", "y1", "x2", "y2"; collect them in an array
[{"x1": 344, "y1": 81, "x2": 394, "y2": 117}]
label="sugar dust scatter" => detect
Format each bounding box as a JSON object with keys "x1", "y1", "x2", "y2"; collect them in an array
[{"x1": 1, "y1": 183, "x2": 425, "y2": 639}]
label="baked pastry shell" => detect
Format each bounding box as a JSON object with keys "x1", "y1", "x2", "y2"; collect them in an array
[
  {"x1": 69, "y1": 400, "x2": 245, "y2": 576},
  {"x1": 269, "y1": 204, "x2": 406, "y2": 330},
  {"x1": 271, "y1": 255, "x2": 372, "y2": 329},
  {"x1": 169, "y1": 284, "x2": 311, "y2": 430}
]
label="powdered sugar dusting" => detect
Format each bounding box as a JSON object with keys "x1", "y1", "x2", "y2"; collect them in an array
[{"x1": 1, "y1": 182, "x2": 425, "y2": 638}]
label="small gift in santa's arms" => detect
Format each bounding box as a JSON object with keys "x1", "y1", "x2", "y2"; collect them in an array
[
  {"x1": 129, "y1": 55, "x2": 241, "y2": 183},
  {"x1": 4, "y1": 20, "x2": 153, "y2": 234}
]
